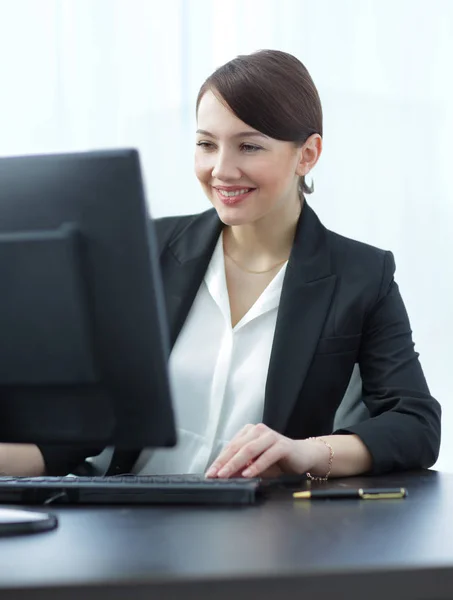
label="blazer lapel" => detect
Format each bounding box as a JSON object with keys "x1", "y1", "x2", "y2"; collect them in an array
[
  {"x1": 263, "y1": 203, "x2": 336, "y2": 433},
  {"x1": 161, "y1": 210, "x2": 223, "y2": 347}
]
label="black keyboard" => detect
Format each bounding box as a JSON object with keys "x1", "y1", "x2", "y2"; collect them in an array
[{"x1": 0, "y1": 474, "x2": 264, "y2": 506}]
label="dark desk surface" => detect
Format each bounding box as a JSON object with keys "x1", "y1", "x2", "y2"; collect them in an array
[{"x1": 0, "y1": 470, "x2": 452, "y2": 600}]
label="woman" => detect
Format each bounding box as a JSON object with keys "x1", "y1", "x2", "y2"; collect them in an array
[{"x1": 0, "y1": 50, "x2": 441, "y2": 479}]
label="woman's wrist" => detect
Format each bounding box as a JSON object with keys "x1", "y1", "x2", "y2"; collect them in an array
[
  {"x1": 303, "y1": 434, "x2": 373, "y2": 478},
  {"x1": 302, "y1": 437, "x2": 334, "y2": 479}
]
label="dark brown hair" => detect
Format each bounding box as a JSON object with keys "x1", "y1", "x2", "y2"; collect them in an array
[{"x1": 196, "y1": 49, "x2": 323, "y2": 195}]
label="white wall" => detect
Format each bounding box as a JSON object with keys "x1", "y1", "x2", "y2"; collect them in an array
[{"x1": 0, "y1": 0, "x2": 451, "y2": 469}]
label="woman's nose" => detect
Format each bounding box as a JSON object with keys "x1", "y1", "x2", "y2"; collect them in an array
[{"x1": 211, "y1": 152, "x2": 241, "y2": 181}]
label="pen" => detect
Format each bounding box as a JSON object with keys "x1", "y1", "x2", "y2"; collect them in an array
[{"x1": 293, "y1": 487, "x2": 407, "y2": 500}]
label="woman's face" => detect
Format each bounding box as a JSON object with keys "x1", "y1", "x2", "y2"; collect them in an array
[{"x1": 195, "y1": 91, "x2": 310, "y2": 226}]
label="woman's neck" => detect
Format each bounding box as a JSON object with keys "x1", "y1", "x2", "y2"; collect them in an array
[{"x1": 224, "y1": 197, "x2": 303, "y2": 265}]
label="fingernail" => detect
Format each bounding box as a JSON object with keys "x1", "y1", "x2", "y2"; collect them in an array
[
  {"x1": 242, "y1": 468, "x2": 252, "y2": 477},
  {"x1": 217, "y1": 467, "x2": 229, "y2": 478},
  {"x1": 205, "y1": 467, "x2": 217, "y2": 478}
]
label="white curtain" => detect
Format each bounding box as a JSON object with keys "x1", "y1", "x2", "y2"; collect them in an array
[{"x1": 0, "y1": 0, "x2": 451, "y2": 470}]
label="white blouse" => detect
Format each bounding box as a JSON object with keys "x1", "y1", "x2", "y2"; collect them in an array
[{"x1": 133, "y1": 232, "x2": 288, "y2": 475}]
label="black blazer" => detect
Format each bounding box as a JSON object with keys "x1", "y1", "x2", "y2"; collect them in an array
[{"x1": 41, "y1": 202, "x2": 441, "y2": 475}]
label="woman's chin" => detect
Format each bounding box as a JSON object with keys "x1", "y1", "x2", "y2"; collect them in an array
[
  {"x1": 215, "y1": 211, "x2": 252, "y2": 227},
  {"x1": 212, "y1": 203, "x2": 257, "y2": 227}
]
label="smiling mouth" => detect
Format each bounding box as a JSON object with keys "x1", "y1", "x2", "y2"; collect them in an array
[
  {"x1": 214, "y1": 187, "x2": 256, "y2": 205},
  {"x1": 215, "y1": 187, "x2": 255, "y2": 198}
]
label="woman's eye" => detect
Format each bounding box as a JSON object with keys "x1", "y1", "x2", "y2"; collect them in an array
[
  {"x1": 196, "y1": 141, "x2": 215, "y2": 150},
  {"x1": 241, "y1": 143, "x2": 262, "y2": 153}
]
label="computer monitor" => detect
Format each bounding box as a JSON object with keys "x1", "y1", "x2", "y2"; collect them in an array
[{"x1": 0, "y1": 149, "x2": 177, "y2": 451}]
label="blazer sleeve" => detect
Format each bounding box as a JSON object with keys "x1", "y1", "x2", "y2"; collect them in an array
[{"x1": 335, "y1": 251, "x2": 441, "y2": 473}]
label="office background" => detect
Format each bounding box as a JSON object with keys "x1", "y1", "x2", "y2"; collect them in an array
[{"x1": 0, "y1": 0, "x2": 451, "y2": 470}]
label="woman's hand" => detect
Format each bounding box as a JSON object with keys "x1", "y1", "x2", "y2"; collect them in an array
[{"x1": 205, "y1": 423, "x2": 329, "y2": 479}]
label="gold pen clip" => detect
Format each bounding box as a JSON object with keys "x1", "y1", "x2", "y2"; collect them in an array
[{"x1": 358, "y1": 488, "x2": 406, "y2": 500}]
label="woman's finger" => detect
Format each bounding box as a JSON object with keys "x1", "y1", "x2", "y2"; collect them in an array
[
  {"x1": 205, "y1": 424, "x2": 263, "y2": 477},
  {"x1": 216, "y1": 431, "x2": 277, "y2": 478},
  {"x1": 241, "y1": 440, "x2": 291, "y2": 477}
]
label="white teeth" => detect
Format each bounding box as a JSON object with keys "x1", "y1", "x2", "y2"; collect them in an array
[{"x1": 217, "y1": 188, "x2": 252, "y2": 197}]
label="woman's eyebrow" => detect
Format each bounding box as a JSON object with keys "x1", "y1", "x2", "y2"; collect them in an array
[{"x1": 196, "y1": 129, "x2": 269, "y2": 139}]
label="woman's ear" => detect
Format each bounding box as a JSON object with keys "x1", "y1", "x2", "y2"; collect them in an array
[{"x1": 295, "y1": 134, "x2": 322, "y2": 177}]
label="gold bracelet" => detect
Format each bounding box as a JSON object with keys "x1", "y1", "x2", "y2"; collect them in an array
[{"x1": 306, "y1": 437, "x2": 334, "y2": 481}]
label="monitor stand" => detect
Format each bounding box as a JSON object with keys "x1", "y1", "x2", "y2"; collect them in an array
[{"x1": 0, "y1": 507, "x2": 58, "y2": 535}]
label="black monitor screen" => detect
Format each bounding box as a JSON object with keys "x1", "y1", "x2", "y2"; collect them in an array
[{"x1": 0, "y1": 149, "x2": 176, "y2": 450}]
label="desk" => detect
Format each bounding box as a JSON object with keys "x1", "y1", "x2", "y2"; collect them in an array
[{"x1": 0, "y1": 471, "x2": 452, "y2": 600}]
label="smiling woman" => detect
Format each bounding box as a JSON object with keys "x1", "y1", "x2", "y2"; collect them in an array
[{"x1": 129, "y1": 50, "x2": 440, "y2": 481}]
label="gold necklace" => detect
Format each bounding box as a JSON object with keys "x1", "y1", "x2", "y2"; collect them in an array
[{"x1": 225, "y1": 251, "x2": 288, "y2": 275}]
